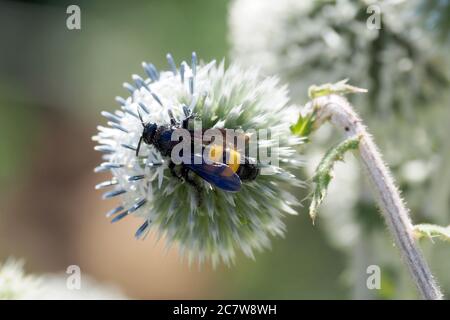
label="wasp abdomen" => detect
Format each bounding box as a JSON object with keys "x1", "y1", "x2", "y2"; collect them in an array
[{"x1": 236, "y1": 163, "x2": 259, "y2": 181}]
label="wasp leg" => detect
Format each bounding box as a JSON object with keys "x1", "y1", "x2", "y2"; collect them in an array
[
  {"x1": 181, "y1": 166, "x2": 203, "y2": 206},
  {"x1": 168, "y1": 160, "x2": 182, "y2": 180},
  {"x1": 167, "y1": 109, "x2": 178, "y2": 126},
  {"x1": 181, "y1": 114, "x2": 197, "y2": 129}
]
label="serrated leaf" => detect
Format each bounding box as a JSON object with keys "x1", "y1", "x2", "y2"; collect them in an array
[
  {"x1": 290, "y1": 112, "x2": 315, "y2": 140},
  {"x1": 309, "y1": 136, "x2": 360, "y2": 223},
  {"x1": 414, "y1": 224, "x2": 450, "y2": 242}
]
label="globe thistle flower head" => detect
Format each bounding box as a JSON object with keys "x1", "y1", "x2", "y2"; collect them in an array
[{"x1": 93, "y1": 53, "x2": 304, "y2": 266}]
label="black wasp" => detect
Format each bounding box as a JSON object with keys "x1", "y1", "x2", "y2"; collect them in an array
[{"x1": 135, "y1": 107, "x2": 259, "y2": 203}]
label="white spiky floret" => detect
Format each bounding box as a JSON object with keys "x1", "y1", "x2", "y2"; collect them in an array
[{"x1": 93, "y1": 53, "x2": 304, "y2": 266}]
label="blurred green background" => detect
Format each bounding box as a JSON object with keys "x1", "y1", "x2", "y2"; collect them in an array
[{"x1": 0, "y1": 0, "x2": 448, "y2": 299}]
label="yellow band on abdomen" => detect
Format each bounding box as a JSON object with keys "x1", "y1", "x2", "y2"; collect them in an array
[{"x1": 208, "y1": 145, "x2": 241, "y2": 173}]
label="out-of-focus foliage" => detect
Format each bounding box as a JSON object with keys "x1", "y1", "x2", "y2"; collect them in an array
[
  {"x1": 418, "y1": 0, "x2": 450, "y2": 41},
  {"x1": 230, "y1": 0, "x2": 450, "y2": 298},
  {"x1": 230, "y1": 0, "x2": 448, "y2": 115}
]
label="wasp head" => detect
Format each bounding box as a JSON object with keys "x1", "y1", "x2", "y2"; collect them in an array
[
  {"x1": 142, "y1": 123, "x2": 158, "y2": 145},
  {"x1": 136, "y1": 123, "x2": 158, "y2": 156}
]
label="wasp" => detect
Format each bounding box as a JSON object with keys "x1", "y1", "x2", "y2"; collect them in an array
[{"x1": 135, "y1": 108, "x2": 259, "y2": 202}]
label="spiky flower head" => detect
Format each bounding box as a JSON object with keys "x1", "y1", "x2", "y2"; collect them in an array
[{"x1": 93, "y1": 53, "x2": 303, "y2": 265}]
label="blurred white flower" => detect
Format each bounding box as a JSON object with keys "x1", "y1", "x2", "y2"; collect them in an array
[
  {"x1": 0, "y1": 259, "x2": 40, "y2": 299},
  {"x1": 37, "y1": 274, "x2": 125, "y2": 300},
  {"x1": 230, "y1": 0, "x2": 446, "y2": 117},
  {"x1": 93, "y1": 53, "x2": 304, "y2": 266},
  {"x1": 400, "y1": 159, "x2": 433, "y2": 185},
  {"x1": 0, "y1": 259, "x2": 125, "y2": 300}
]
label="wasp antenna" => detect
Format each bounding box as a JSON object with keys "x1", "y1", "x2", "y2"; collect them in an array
[
  {"x1": 136, "y1": 136, "x2": 143, "y2": 157},
  {"x1": 137, "y1": 106, "x2": 145, "y2": 127}
]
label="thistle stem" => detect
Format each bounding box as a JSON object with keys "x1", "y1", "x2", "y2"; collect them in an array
[{"x1": 305, "y1": 94, "x2": 443, "y2": 300}]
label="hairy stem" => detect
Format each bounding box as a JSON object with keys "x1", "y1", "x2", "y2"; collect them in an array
[{"x1": 304, "y1": 94, "x2": 443, "y2": 300}]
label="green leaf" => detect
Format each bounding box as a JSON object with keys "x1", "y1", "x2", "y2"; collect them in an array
[
  {"x1": 308, "y1": 79, "x2": 367, "y2": 99},
  {"x1": 414, "y1": 224, "x2": 450, "y2": 242},
  {"x1": 290, "y1": 112, "x2": 316, "y2": 141},
  {"x1": 309, "y1": 136, "x2": 361, "y2": 223}
]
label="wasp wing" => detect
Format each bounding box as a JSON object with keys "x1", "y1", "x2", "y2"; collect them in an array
[{"x1": 185, "y1": 154, "x2": 241, "y2": 192}]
